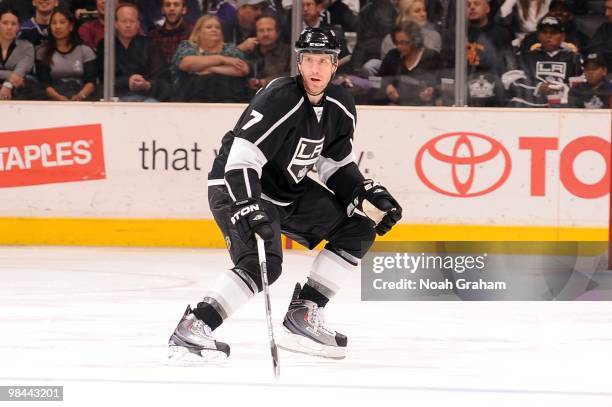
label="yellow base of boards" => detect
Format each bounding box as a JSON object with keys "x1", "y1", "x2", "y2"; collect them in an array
[{"x1": 0, "y1": 218, "x2": 606, "y2": 248}]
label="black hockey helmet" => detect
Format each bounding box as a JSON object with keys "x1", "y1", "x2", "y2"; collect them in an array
[{"x1": 295, "y1": 27, "x2": 341, "y2": 64}]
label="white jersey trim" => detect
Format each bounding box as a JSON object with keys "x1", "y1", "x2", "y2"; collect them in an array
[
  {"x1": 254, "y1": 98, "x2": 304, "y2": 146},
  {"x1": 316, "y1": 152, "x2": 356, "y2": 184},
  {"x1": 326, "y1": 96, "x2": 355, "y2": 130},
  {"x1": 225, "y1": 137, "x2": 267, "y2": 177},
  {"x1": 243, "y1": 168, "x2": 252, "y2": 198},
  {"x1": 225, "y1": 181, "x2": 237, "y2": 201},
  {"x1": 261, "y1": 193, "x2": 292, "y2": 206},
  {"x1": 207, "y1": 179, "x2": 226, "y2": 186}
]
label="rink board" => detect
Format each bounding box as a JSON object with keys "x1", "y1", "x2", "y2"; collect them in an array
[{"x1": 0, "y1": 102, "x2": 609, "y2": 246}]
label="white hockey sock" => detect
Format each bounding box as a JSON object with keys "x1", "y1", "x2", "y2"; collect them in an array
[
  {"x1": 199, "y1": 269, "x2": 255, "y2": 320},
  {"x1": 306, "y1": 248, "x2": 359, "y2": 299}
]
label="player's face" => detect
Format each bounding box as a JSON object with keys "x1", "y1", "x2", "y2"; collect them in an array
[
  {"x1": 162, "y1": 0, "x2": 186, "y2": 25},
  {"x1": 584, "y1": 63, "x2": 607, "y2": 86},
  {"x1": 537, "y1": 28, "x2": 563, "y2": 52},
  {"x1": 0, "y1": 13, "x2": 19, "y2": 42},
  {"x1": 50, "y1": 12, "x2": 73, "y2": 41},
  {"x1": 116, "y1": 7, "x2": 140, "y2": 40},
  {"x1": 256, "y1": 17, "x2": 278, "y2": 47},
  {"x1": 606, "y1": 0, "x2": 612, "y2": 21},
  {"x1": 299, "y1": 53, "x2": 337, "y2": 96}
]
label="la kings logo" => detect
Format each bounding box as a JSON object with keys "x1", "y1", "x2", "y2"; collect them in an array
[
  {"x1": 287, "y1": 137, "x2": 324, "y2": 183},
  {"x1": 536, "y1": 61, "x2": 567, "y2": 83}
]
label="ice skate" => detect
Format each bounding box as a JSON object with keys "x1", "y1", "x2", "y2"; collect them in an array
[
  {"x1": 167, "y1": 305, "x2": 230, "y2": 363},
  {"x1": 278, "y1": 284, "x2": 347, "y2": 359}
]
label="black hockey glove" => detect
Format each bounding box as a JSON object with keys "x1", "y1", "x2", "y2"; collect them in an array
[
  {"x1": 347, "y1": 180, "x2": 402, "y2": 236},
  {"x1": 230, "y1": 198, "x2": 274, "y2": 246}
]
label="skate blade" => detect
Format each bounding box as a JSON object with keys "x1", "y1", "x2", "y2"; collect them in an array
[
  {"x1": 166, "y1": 345, "x2": 228, "y2": 365},
  {"x1": 277, "y1": 330, "x2": 346, "y2": 360}
]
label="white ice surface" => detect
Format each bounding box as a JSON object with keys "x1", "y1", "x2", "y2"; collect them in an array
[{"x1": 1, "y1": 246, "x2": 611, "y2": 406}]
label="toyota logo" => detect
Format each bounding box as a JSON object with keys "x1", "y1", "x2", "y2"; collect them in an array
[{"x1": 416, "y1": 132, "x2": 512, "y2": 197}]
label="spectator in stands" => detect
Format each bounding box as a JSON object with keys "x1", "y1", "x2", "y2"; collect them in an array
[
  {"x1": 36, "y1": 8, "x2": 97, "y2": 101},
  {"x1": 221, "y1": 0, "x2": 270, "y2": 53},
  {"x1": 19, "y1": 0, "x2": 58, "y2": 47},
  {"x1": 78, "y1": 0, "x2": 106, "y2": 49},
  {"x1": 350, "y1": 0, "x2": 397, "y2": 75},
  {"x1": 499, "y1": 0, "x2": 551, "y2": 46},
  {"x1": 301, "y1": 0, "x2": 350, "y2": 65},
  {"x1": 465, "y1": 0, "x2": 516, "y2": 106},
  {"x1": 149, "y1": 0, "x2": 193, "y2": 65},
  {"x1": 323, "y1": 0, "x2": 359, "y2": 33},
  {"x1": 97, "y1": 3, "x2": 164, "y2": 101},
  {"x1": 378, "y1": 21, "x2": 441, "y2": 105},
  {"x1": 520, "y1": 0, "x2": 590, "y2": 53},
  {"x1": 502, "y1": 16, "x2": 582, "y2": 107},
  {"x1": 136, "y1": 0, "x2": 202, "y2": 31},
  {"x1": 381, "y1": 0, "x2": 441, "y2": 57},
  {"x1": 569, "y1": 52, "x2": 611, "y2": 108},
  {"x1": 280, "y1": 0, "x2": 349, "y2": 61},
  {"x1": 245, "y1": 14, "x2": 289, "y2": 91},
  {"x1": 171, "y1": 14, "x2": 249, "y2": 102},
  {"x1": 0, "y1": 8, "x2": 35, "y2": 100},
  {"x1": 302, "y1": 0, "x2": 330, "y2": 29},
  {"x1": 584, "y1": 0, "x2": 612, "y2": 71}
]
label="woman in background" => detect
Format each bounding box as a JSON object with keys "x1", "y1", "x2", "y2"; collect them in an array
[
  {"x1": 499, "y1": 0, "x2": 551, "y2": 45},
  {"x1": 0, "y1": 8, "x2": 35, "y2": 100},
  {"x1": 36, "y1": 8, "x2": 97, "y2": 101},
  {"x1": 171, "y1": 14, "x2": 249, "y2": 102},
  {"x1": 381, "y1": 0, "x2": 441, "y2": 56},
  {"x1": 379, "y1": 21, "x2": 441, "y2": 106}
]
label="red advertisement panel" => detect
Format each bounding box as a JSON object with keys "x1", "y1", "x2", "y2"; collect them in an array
[{"x1": 0, "y1": 124, "x2": 106, "y2": 188}]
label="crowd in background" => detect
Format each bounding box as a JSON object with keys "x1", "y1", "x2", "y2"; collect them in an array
[{"x1": 0, "y1": 0, "x2": 610, "y2": 107}]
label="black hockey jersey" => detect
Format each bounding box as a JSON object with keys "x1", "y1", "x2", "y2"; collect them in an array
[{"x1": 208, "y1": 76, "x2": 358, "y2": 206}]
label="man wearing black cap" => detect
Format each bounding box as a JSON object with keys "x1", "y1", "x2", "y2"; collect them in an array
[
  {"x1": 502, "y1": 16, "x2": 583, "y2": 107},
  {"x1": 167, "y1": 27, "x2": 402, "y2": 363},
  {"x1": 569, "y1": 53, "x2": 612, "y2": 108}
]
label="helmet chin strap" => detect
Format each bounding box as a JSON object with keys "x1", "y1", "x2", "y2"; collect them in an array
[{"x1": 305, "y1": 87, "x2": 326, "y2": 97}]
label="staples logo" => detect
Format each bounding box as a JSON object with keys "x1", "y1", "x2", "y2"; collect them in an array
[
  {"x1": 0, "y1": 140, "x2": 93, "y2": 170},
  {"x1": 0, "y1": 124, "x2": 106, "y2": 188}
]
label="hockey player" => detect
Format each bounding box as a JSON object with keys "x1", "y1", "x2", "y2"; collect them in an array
[{"x1": 168, "y1": 27, "x2": 402, "y2": 361}]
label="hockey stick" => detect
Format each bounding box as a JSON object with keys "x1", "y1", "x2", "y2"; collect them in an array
[{"x1": 255, "y1": 233, "x2": 280, "y2": 379}]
